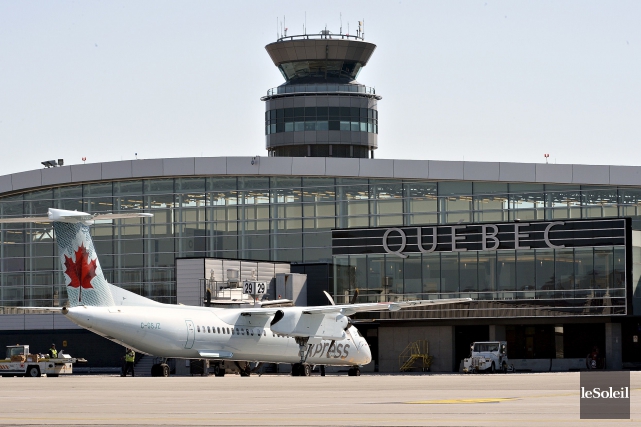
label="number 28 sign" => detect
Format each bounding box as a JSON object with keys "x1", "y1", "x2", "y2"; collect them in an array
[{"x1": 243, "y1": 281, "x2": 266, "y2": 295}]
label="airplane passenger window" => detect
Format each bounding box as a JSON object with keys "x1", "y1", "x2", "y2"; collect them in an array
[
  {"x1": 226, "y1": 328, "x2": 230, "y2": 334},
  {"x1": 207, "y1": 326, "x2": 211, "y2": 333},
  {"x1": 250, "y1": 329, "x2": 254, "y2": 336},
  {"x1": 197, "y1": 326, "x2": 200, "y2": 332},
  {"x1": 246, "y1": 329, "x2": 249, "y2": 336},
  {"x1": 217, "y1": 327, "x2": 221, "y2": 334}
]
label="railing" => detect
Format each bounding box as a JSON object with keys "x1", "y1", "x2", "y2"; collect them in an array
[
  {"x1": 276, "y1": 33, "x2": 365, "y2": 43},
  {"x1": 336, "y1": 288, "x2": 626, "y2": 304},
  {"x1": 265, "y1": 84, "x2": 378, "y2": 98}
]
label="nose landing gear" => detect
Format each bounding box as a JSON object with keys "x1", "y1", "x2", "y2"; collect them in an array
[{"x1": 347, "y1": 366, "x2": 361, "y2": 376}]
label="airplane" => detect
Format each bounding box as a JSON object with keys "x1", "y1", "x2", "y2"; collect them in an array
[{"x1": 0, "y1": 208, "x2": 472, "y2": 377}]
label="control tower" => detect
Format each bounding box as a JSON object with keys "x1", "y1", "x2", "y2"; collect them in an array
[{"x1": 262, "y1": 27, "x2": 382, "y2": 158}]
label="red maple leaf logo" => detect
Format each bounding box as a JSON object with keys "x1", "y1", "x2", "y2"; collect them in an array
[{"x1": 64, "y1": 244, "x2": 96, "y2": 303}]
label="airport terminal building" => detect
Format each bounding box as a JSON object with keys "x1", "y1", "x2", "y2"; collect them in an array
[{"x1": 1, "y1": 31, "x2": 641, "y2": 372}]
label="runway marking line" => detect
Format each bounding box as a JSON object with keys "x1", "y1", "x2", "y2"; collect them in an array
[{"x1": 407, "y1": 398, "x2": 517, "y2": 404}]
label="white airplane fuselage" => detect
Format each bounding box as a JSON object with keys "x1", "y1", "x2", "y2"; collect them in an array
[{"x1": 65, "y1": 305, "x2": 371, "y2": 366}]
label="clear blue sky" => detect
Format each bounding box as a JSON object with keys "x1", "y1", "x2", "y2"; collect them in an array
[{"x1": 1, "y1": 0, "x2": 639, "y2": 175}]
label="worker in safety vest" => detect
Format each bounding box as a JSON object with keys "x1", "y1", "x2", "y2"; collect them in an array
[
  {"x1": 49, "y1": 344, "x2": 58, "y2": 358},
  {"x1": 122, "y1": 348, "x2": 135, "y2": 377}
]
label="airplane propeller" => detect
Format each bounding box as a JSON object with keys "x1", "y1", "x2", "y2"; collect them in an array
[
  {"x1": 322, "y1": 289, "x2": 359, "y2": 306},
  {"x1": 323, "y1": 290, "x2": 359, "y2": 331},
  {"x1": 350, "y1": 289, "x2": 359, "y2": 305}
]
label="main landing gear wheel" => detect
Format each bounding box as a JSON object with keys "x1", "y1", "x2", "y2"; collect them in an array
[
  {"x1": 347, "y1": 367, "x2": 361, "y2": 376},
  {"x1": 214, "y1": 364, "x2": 225, "y2": 377},
  {"x1": 291, "y1": 363, "x2": 311, "y2": 376},
  {"x1": 160, "y1": 363, "x2": 170, "y2": 377}
]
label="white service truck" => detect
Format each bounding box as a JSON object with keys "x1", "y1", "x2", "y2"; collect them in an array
[
  {"x1": 0, "y1": 344, "x2": 85, "y2": 377},
  {"x1": 462, "y1": 341, "x2": 513, "y2": 373}
]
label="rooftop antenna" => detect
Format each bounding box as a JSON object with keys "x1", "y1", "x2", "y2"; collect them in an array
[
  {"x1": 304, "y1": 11, "x2": 306, "y2": 35},
  {"x1": 347, "y1": 22, "x2": 349, "y2": 36},
  {"x1": 284, "y1": 15, "x2": 286, "y2": 37},
  {"x1": 363, "y1": 19, "x2": 365, "y2": 39},
  {"x1": 276, "y1": 17, "x2": 278, "y2": 40},
  {"x1": 340, "y1": 12, "x2": 342, "y2": 34}
]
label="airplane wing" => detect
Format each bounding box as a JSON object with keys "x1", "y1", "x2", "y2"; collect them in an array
[
  {"x1": 93, "y1": 213, "x2": 153, "y2": 221},
  {"x1": 0, "y1": 208, "x2": 152, "y2": 224},
  {"x1": 11, "y1": 307, "x2": 65, "y2": 311},
  {"x1": 256, "y1": 297, "x2": 472, "y2": 340},
  {"x1": 0, "y1": 216, "x2": 51, "y2": 223},
  {"x1": 303, "y1": 298, "x2": 473, "y2": 316}
]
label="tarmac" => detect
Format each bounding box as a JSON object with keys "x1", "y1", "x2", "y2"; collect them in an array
[{"x1": 0, "y1": 372, "x2": 639, "y2": 426}]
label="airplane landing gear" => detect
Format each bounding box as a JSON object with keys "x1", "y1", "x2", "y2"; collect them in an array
[
  {"x1": 235, "y1": 361, "x2": 252, "y2": 377},
  {"x1": 213, "y1": 363, "x2": 225, "y2": 377},
  {"x1": 347, "y1": 366, "x2": 361, "y2": 376},
  {"x1": 291, "y1": 336, "x2": 313, "y2": 377},
  {"x1": 151, "y1": 359, "x2": 170, "y2": 377},
  {"x1": 291, "y1": 363, "x2": 311, "y2": 376}
]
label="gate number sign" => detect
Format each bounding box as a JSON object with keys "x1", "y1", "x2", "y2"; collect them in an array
[{"x1": 243, "y1": 281, "x2": 266, "y2": 295}]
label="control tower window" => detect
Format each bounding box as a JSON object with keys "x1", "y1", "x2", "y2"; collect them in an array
[
  {"x1": 266, "y1": 108, "x2": 378, "y2": 135},
  {"x1": 279, "y1": 60, "x2": 362, "y2": 81}
]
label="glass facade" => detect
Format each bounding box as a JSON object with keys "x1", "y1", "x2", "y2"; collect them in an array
[
  {"x1": 334, "y1": 246, "x2": 626, "y2": 315},
  {"x1": 0, "y1": 177, "x2": 637, "y2": 310},
  {"x1": 265, "y1": 107, "x2": 378, "y2": 135}
]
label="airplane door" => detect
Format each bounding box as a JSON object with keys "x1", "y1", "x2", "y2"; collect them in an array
[{"x1": 185, "y1": 320, "x2": 195, "y2": 349}]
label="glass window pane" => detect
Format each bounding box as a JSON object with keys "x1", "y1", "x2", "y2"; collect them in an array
[
  {"x1": 441, "y1": 252, "x2": 459, "y2": 294},
  {"x1": 516, "y1": 249, "x2": 536, "y2": 292},
  {"x1": 384, "y1": 256, "x2": 403, "y2": 295},
  {"x1": 594, "y1": 247, "x2": 613, "y2": 290},
  {"x1": 536, "y1": 249, "x2": 555, "y2": 294},
  {"x1": 555, "y1": 248, "x2": 574, "y2": 292},
  {"x1": 581, "y1": 186, "x2": 618, "y2": 218},
  {"x1": 459, "y1": 252, "x2": 478, "y2": 293},
  {"x1": 546, "y1": 185, "x2": 581, "y2": 219},
  {"x1": 478, "y1": 252, "x2": 496, "y2": 295},
  {"x1": 422, "y1": 253, "x2": 441, "y2": 293},
  {"x1": 575, "y1": 247, "x2": 594, "y2": 291},
  {"x1": 404, "y1": 254, "x2": 422, "y2": 295},
  {"x1": 497, "y1": 250, "x2": 515, "y2": 291}
]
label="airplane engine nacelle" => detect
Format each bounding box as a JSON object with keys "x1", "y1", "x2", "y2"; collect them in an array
[{"x1": 270, "y1": 310, "x2": 348, "y2": 340}]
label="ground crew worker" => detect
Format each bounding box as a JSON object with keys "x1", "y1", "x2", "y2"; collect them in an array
[
  {"x1": 49, "y1": 343, "x2": 58, "y2": 358},
  {"x1": 123, "y1": 348, "x2": 135, "y2": 377}
]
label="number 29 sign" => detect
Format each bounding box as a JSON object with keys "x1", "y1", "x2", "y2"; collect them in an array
[{"x1": 243, "y1": 281, "x2": 266, "y2": 295}]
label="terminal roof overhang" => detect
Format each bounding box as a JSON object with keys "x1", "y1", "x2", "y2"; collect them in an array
[{"x1": 1, "y1": 157, "x2": 641, "y2": 196}]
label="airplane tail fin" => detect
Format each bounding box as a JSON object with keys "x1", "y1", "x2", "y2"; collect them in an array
[
  {"x1": 53, "y1": 221, "x2": 115, "y2": 308},
  {"x1": 0, "y1": 208, "x2": 152, "y2": 308}
]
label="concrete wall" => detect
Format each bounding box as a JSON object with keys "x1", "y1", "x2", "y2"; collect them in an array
[
  {"x1": 176, "y1": 259, "x2": 205, "y2": 306},
  {"x1": 378, "y1": 325, "x2": 454, "y2": 373}
]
